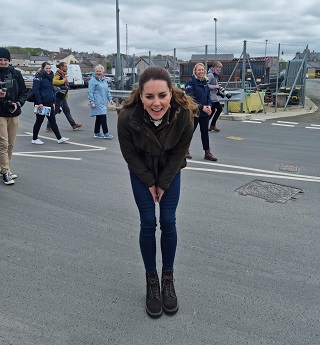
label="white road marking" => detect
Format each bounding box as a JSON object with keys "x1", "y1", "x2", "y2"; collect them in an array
[
  {"x1": 14, "y1": 153, "x2": 81, "y2": 160},
  {"x1": 13, "y1": 132, "x2": 106, "y2": 160},
  {"x1": 185, "y1": 166, "x2": 320, "y2": 183},
  {"x1": 187, "y1": 160, "x2": 320, "y2": 182},
  {"x1": 305, "y1": 126, "x2": 320, "y2": 130},
  {"x1": 241, "y1": 120, "x2": 262, "y2": 123},
  {"x1": 271, "y1": 123, "x2": 295, "y2": 127},
  {"x1": 277, "y1": 121, "x2": 298, "y2": 124}
]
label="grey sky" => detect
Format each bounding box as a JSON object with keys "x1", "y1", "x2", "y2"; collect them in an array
[{"x1": 3, "y1": 0, "x2": 319, "y2": 56}]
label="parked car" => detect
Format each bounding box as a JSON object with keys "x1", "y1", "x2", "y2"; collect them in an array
[
  {"x1": 82, "y1": 73, "x2": 92, "y2": 87},
  {"x1": 22, "y1": 75, "x2": 34, "y2": 89}
]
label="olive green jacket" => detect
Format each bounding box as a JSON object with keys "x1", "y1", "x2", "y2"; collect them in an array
[{"x1": 117, "y1": 103, "x2": 194, "y2": 191}]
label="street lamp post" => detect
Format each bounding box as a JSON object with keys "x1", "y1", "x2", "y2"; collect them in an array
[
  {"x1": 115, "y1": 0, "x2": 121, "y2": 90},
  {"x1": 214, "y1": 18, "x2": 218, "y2": 58}
]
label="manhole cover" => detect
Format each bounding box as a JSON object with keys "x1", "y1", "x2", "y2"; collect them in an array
[
  {"x1": 235, "y1": 179, "x2": 302, "y2": 203},
  {"x1": 279, "y1": 164, "x2": 299, "y2": 172}
]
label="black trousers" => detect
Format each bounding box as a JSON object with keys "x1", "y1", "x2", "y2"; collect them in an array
[
  {"x1": 33, "y1": 106, "x2": 61, "y2": 140},
  {"x1": 94, "y1": 115, "x2": 109, "y2": 134},
  {"x1": 194, "y1": 116, "x2": 210, "y2": 150},
  {"x1": 209, "y1": 101, "x2": 223, "y2": 127}
]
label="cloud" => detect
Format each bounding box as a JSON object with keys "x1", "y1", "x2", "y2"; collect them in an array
[{"x1": 2, "y1": 0, "x2": 316, "y2": 58}]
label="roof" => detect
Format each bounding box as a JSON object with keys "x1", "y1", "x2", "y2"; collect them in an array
[
  {"x1": 30, "y1": 56, "x2": 51, "y2": 61},
  {"x1": 190, "y1": 53, "x2": 234, "y2": 61}
]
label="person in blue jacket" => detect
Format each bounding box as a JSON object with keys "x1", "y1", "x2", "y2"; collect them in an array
[
  {"x1": 31, "y1": 62, "x2": 69, "y2": 145},
  {"x1": 88, "y1": 64, "x2": 114, "y2": 139},
  {"x1": 185, "y1": 62, "x2": 217, "y2": 161}
]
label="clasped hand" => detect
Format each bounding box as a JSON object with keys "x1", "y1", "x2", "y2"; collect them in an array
[
  {"x1": 149, "y1": 185, "x2": 165, "y2": 203},
  {"x1": 203, "y1": 105, "x2": 211, "y2": 115}
]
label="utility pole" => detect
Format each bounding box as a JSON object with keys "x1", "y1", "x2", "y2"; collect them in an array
[
  {"x1": 126, "y1": 24, "x2": 128, "y2": 56},
  {"x1": 115, "y1": 0, "x2": 121, "y2": 90},
  {"x1": 214, "y1": 18, "x2": 218, "y2": 58}
]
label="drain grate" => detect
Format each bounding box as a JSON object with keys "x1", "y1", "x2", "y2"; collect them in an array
[
  {"x1": 235, "y1": 179, "x2": 302, "y2": 203},
  {"x1": 279, "y1": 164, "x2": 299, "y2": 172}
]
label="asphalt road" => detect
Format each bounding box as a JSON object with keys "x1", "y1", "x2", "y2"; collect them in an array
[{"x1": 1, "y1": 88, "x2": 319, "y2": 345}]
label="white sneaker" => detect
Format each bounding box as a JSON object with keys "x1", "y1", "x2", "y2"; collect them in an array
[
  {"x1": 57, "y1": 137, "x2": 69, "y2": 144},
  {"x1": 32, "y1": 139, "x2": 44, "y2": 145}
]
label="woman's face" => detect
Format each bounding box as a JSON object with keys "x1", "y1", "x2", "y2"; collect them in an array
[
  {"x1": 95, "y1": 68, "x2": 104, "y2": 78},
  {"x1": 140, "y1": 79, "x2": 172, "y2": 121},
  {"x1": 195, "y1": 65, "x2": 205, "y2": 79},
  {"x1": 44, "y1": 64, "x2": 51, "y2": 73}
]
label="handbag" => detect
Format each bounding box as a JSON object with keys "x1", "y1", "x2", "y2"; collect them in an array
[
  {"x1": 54, "y1": 85, "x2": 68, "y2": 100},
  {"x1": 26, "y1": 88, "x2": 35, "y2": 102}
]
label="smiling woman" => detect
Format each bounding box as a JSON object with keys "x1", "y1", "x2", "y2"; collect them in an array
[{"x1": 117, "y1": 66, "x2": 198, "y2": 319}]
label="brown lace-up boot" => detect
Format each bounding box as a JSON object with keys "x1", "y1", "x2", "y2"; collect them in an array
[
  {"x1": 161, "y1": 269, "x2": 179, "y2": 315},
  {"x1": 146, "y1": 271, "x2": 162, "y2": 318},
  {"x1": 204, "y1": 150, "x2": 217, "y2": 161}
]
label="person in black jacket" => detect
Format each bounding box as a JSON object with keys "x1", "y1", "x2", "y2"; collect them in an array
[
  {"x1": 31, "y1": 62, "x2": 69, "y2": 145},
  {"x1": 118, "y1": 66, "x2": 197, "y2": 318},
  {"x1": 0, "y1": 48, "x2": 27, "y2": 185},
  {"x1": 185, "y1": 62, "x2": 217, "y2": 161}
]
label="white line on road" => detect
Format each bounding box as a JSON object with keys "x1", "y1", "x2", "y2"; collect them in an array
[
  {"x1": 15, "y1": 148, "x2": 105, "y2": 154},
  {"x1": 305, "y1": 126, "x2": 320, "y2": 130},
  {"x1": 271, "y1": 123, "x2": 295, "y2": 127},
  {"x1": 185, "y1": 167, "x2": 320, "y2": 183},
  {"x1": 241, "y1": 120, "x2": 262, "y2": 123},
  {"x1": 24, "y1": 132, "x2": 107, "y2": 150},
  {"x1": 187, "y1": 160, "x2": 320, "y2": 181},
  {"x1": 277, "y1": 121, "x2": 298, "y2": 124},
  {"x1": 14, "y1": 153, "x2": 81, "y2": 160},
  {"x1": 310, "y1": 124, "x2": 320, "y2": 127}
]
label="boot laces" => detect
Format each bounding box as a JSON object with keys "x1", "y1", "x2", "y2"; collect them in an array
[
  {"x1": 147, "y1": 277, "x2": 160, "y2": 301},
  {"x1": 162, "y1": 275, "x2": 176, "y2": 298}
]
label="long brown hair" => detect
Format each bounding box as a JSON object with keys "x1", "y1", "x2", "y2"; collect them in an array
[{"x1": 123, "y1": 67, "x2": 198, "y2": 117}]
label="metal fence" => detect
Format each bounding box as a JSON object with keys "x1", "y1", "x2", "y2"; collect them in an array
[{"x1": 114, "y1": 40, "x2": 308, "y2": 111}]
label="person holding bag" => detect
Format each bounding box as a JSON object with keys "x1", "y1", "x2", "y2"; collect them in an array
[
  {"x1": 31, "y1": 62, "x2": 69, "y2": 145},
  {"x1": 46, "y1": 62, "x2": 83, "y2": 132}
]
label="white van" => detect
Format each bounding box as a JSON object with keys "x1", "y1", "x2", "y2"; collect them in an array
[{"x1": 51, "y1": 64, "x2": 84, "y2": 88}]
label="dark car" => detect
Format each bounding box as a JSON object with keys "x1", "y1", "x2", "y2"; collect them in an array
[{"x1": 82, "y1": 73, "x2": 92, "y2": 87}]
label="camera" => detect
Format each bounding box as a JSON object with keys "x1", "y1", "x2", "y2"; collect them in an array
[
  {"x1": 0, "y1": 99, "x2": 15, "y2": 112},
  {"x1": 0, "y1": 76, "x2": 14, "y2": 92},
  {"x1": 217, "y1": 86, "x2": 232, "y2": 99}
]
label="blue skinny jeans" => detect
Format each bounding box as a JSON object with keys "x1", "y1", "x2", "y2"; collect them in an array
[{"x1": 130, "y1": 172, "x2": 181, "y2": 273}]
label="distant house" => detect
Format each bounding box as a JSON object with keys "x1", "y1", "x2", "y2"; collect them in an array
[
  {"x1": 29, "y1": 55, "x2": 51, "y2": 66},
  {"x1": 11, "y1": 53, "x2": 30, "y2": 67},
  {"x1": 51, "y1": 53, "x2": 79, "y2": 66}
]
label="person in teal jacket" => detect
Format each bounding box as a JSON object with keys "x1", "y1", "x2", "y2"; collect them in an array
[{"x1": 88, "y1": 64, "x2": 114, "y2": 139}]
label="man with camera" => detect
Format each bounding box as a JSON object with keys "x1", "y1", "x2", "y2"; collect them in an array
[
  {"x1": 0, "y1": 48, "x2": 27, "y2": 185},
  {"x1": 207, "y1": 61, "x2": 231, "y2": 132},
  {"x1": 46, "y1": 62, "x2": 83, "y2": 132}
]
